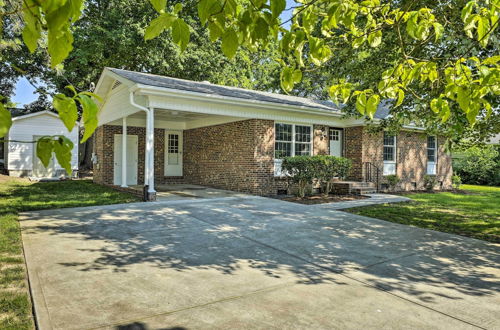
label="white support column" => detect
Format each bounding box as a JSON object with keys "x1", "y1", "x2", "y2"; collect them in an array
[
  {"x1": 144, "y1": 113, "x2": 150, "y2": 187},
  {"x1": 147, "y1": 108, "x2": 156, "y2": 193},
  {"x1": 120, "y1": 117, "x2": 128, "y2": 187}
]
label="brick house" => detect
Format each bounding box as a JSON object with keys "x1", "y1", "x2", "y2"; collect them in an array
[{"x1": 93, "y1": 68, "x2": 452, "y2": 197}]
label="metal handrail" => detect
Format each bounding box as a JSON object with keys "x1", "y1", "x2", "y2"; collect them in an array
[{"x1": 363, "y1": 162, "x2": 381, "y2": 192}]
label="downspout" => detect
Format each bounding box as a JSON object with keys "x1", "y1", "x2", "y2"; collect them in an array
[{"x1": 129, "y1": 88, "x2": 152, "y2": 193}]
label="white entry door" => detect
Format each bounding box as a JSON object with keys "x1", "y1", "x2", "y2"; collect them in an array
[
  {"x1": 113, "y1": 134, "x2": 138, "y2": 186},
  {"x1": 329, "y1": 129, "x2": 343, "y2": 157},
  {"x1": 165, "y1": 131, "x2": 183, "y2": 176},
  {"x1": 32, "y1": 135, "x2": 55, "y2": 177}
]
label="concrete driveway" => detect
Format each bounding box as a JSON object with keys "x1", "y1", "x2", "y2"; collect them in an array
[{"x1": 20, "y1": 195, "x2": 499, "y2": 329}]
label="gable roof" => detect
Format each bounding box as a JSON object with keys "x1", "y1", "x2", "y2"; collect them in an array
[
  {"x1": 108, "y1": 68, "x2": 343, "y2": 114},
  {"x1": 11, "y1": 110, "x2": 60, "y2": 121}
]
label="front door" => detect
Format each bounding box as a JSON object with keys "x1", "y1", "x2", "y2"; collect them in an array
[
  {"x1": 165, "y1": 131, "x2": 183, "y2": 176},
  {"x1": 32, "y1": 135, "x2": 55, "y2": 177},
  {"x1": 113, "y1": 134, "x2": 138, "y2": 186},
  {"x1": 329, "y1": 128, "x2": 343, "y2": 157}
]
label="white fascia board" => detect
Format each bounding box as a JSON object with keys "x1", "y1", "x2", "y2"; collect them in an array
[
  {"x1": 12, "y1": 110, "x2": 58, "y2": 121},
  {"x1": 134, "y1": 84, "x2": 343, "y2": 118}
]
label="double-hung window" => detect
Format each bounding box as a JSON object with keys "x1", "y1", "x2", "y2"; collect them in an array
[
  {"x1": 383, "y1": 132, "x2": 396, "y2": 175},
  {"x1": 274, "y1": 123, "x2": 312, "y2": 176},
  {"x1": 427, "y1": 136, "x2": 437, "y2": 175}
]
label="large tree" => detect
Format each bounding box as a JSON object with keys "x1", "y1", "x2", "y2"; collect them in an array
[{"x1": 0, "y1": 0, "x2": 498, "y2": 172}]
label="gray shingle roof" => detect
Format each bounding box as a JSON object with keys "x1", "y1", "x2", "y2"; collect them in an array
[{"x1": 109, "y1": 68, "x2": 343, "y2": 113}]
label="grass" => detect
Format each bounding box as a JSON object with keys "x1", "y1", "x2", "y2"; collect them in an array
[
  {"x1": 0, "y1": 175, "x2": 138, "y2": 329},
  {"x1": 346, "y1": 184, "x2": 500, "y2": 243}
]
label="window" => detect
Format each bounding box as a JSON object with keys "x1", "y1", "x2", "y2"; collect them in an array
[
  {"x1": 383, "y1": 133, "x2": 396, "y2": 161},
  {"x1": 274, "y1": 123, "x2": 312, "y2": 159},
  {"x1": 427, "y1": 136, "x2": 437, "y2": 175},
  {"x1": 383, "y1": 132, "x2": 396, "y2": 175},
  {"x1": 275, "y1": 123, "x2": 293, "y2": 158},
  {"x1": 274, "y1": 123, "x2": 312, "y2": 176},
  {"x1": 329, "y1": 129, "x2": 339, "y2": 141}
]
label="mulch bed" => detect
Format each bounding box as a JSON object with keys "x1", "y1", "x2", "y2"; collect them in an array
[{"x1": 274, "y1": 194, "x2": 368, "y2": 205}]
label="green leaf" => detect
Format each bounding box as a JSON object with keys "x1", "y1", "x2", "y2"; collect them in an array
[
  {"x1": 145, "y1": 13, "x2": 176, "y2": 40},
  {"x1": 171, "y1": 18, "x2": 190, "y2": 52},
  {"x1": 21, "y1": 1, "x2": 42, "y2": 53},
  {"x1": 149, "y1": 0, "x2": 166, "y2": 13},
  {"x1": 53, "y1": 94, "x2": 78, "y2": 132},
  {"x1": 280, "y1": 67, "x2": 293, "y2": 92},
  {"x1": 208, "y1": 21, "x2": 223, "y2": 41},
  {"x1": 395, "y1": 89, "x2": 404, "y2": 107},
  {"x1": 456, "y1": 87, "x2": 470, "y2": 112},
  {"x1": 366, "y1": 94, "x2": 380, "y2": 119},
  {"x1": 198, "y1": 0, "x2": 221, "y2": 24},
  {"x1": 69, "y1": 0, "x2": 85, "y2": 22},
  {"x1": 292, "y1": 69, "x2": 302, "y2": 83},
  {"x1": 221, "y1": 28, "x2": 239, "y2": 59},
  {"x1": 36, "y1": 137, "x2": 54, "y2": 168},
  {"x1": 48, "y1": 28, "x2": 74, "y2": 68},
  {"x1": 355, "y1": 92, "x2": 367, "y2": 115},
  {"x1": 0, "y1": 103, "x2": 12, "y2": 138},
  {"x1": 76, "y1": 94, "x2": 99, "y2": 143},
  {"x1": 368, "y1": 30, "x2": 382, "y2": 47},
  {"x1": 270, "y1": 0, "x2": 286, "y2": 19},
  {"x1": 53, "y1": 136, "x2": 74, "y2": 175},
  {"x1": 477, "y1": 16, "x2": 490, "y2": 47},
  {"x1": 433, "y1": 22, "x2": 444, "y2": 41},
  {"x1": 173, "y1": 3, "x2": 183, "y2": 14}
]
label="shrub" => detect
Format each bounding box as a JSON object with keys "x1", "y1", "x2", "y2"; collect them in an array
[
  {"x1": 453, "y1": 145, "x2": 500, "y2": 186},
  {"x1": 314, "y1": 155, "x2": 352, "y2": 196},
  {"x1": 385, "y1": 174, "x2": 400, "y2": 191},
  {"x1": 281, "y1": 156, "x2": 316, "y2": 198},
  {"x1": 424, "y1": 174, "x2": 437, "y2": 191},
  {"x1": 452, "y1": 175, "x2": 462, "y2": 189},
  {"x1": 281, "y1": 155, "x2": 352, "y2": 197}
]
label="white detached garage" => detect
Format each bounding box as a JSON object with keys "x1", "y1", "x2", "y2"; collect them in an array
[{"x1": 2, "y1": 110, "x2": 79, "y2": 178}]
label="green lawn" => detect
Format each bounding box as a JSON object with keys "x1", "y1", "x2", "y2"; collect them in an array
[
  {"x1": 0, "y1": 176, "x2": 138, "y2": 329},
  {"x1": 346, "y1": 185, "x2": 500, "y2": 243}
]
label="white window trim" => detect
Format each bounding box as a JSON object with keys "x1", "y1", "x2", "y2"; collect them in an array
[
  {"x1": 274, "y1": 122, "x2": 313, "y2": 177},
  {"x1": 427, "y1": 136, "x2": 437, "y2": 175},
  {"x1": 383, "y1": 133, "x2": 397, "y2": 175}
]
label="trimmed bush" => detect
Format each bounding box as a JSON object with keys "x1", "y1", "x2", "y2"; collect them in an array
[
  {"x1": 314, "y1": 155, "x2": 352, "y2": 196},
  {"x1": 281, "y1": 155, "x2": 352, "y2": 197},
  {"x1": 281, "y1": 156, "x2": 316, "y2": 198},
  {"x1": 385, "y1": 174, "x2": 400, "y2": 192},
  {"x1": 424, "y1": 174, "x2": 437, "y2": 191}
]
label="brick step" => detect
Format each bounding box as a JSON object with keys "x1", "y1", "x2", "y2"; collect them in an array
[
  {"x1": 340, "y1": 181, "x2": 376, "y2": 188},
  {"x1": 353, "y1": 188, "x2": 377, "y2": 195}
]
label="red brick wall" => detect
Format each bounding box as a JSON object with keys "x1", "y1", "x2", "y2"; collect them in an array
[
  {"x1": 345, "y1": 126, "x2": 452, "y2": 190},
  {"x1": 345, "y1": 126, "x2": 364, "y2": 180},
  {"x1": 183, "y1": 119, "x2": 276, "y2": 195},
  {"x1": 94, "y1": 121, "x2": 452, "y2": 194},
  {"x1": 93, "y1": 125, "x2": 165, "y2": 185}
]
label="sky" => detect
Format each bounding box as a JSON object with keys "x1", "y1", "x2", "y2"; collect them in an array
[
  {"x1": 11, "y1": 0, "x2": 297, "y2": 107},
  {"x1": 12, "y1": 78, "x2": 40, "y2": 107}
]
